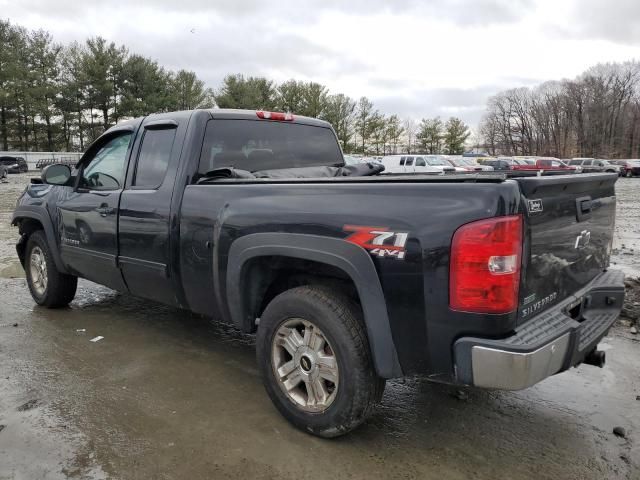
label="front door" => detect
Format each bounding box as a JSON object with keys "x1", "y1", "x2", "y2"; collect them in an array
[{"x1": 58, "y1": 131, "x2": 133, "y2": 291}]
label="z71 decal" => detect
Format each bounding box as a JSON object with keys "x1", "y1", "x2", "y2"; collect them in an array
[{"x1": 343, "y1": 225, "x2": 409, "y2": 260}]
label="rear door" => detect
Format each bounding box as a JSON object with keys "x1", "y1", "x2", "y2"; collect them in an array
[
  {"x1": 118, "y1": 114, "x2": 188, "y2": 305},
  {"x1": 516, "y1": 174, "x2": 617, "y2": 322}
]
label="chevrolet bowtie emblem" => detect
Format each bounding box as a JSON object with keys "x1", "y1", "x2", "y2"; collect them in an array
[{"x1": 574, "y1": 230, "x2": 591, "y2": 249}]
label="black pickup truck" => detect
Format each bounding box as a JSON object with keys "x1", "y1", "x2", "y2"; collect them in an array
[{"x1": 12, "y1": 109, "x2": 624, "y2": 437}]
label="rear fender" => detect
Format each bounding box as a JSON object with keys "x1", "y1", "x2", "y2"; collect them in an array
[{"x1": 226, "y1": 233, "x2": 403, "y2": 378}]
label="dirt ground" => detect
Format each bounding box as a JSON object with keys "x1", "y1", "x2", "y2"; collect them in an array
[{"x1": 0, "y1": 173, "x2": 638, "y2": 480}]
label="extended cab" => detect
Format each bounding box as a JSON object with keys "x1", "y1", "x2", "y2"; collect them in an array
[{"x1": 12, "y1": 109, "x2": 625, "y2": 437}]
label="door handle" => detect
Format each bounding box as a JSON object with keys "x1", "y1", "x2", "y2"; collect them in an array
[{"x1": 97, "y1": 203, "x2": 115, "y2": 217}]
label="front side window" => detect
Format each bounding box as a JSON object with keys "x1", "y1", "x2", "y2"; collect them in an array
[
  {"x1": 415, "y1": 157, "x2": 426, "y2": 166},
  {"x1": 133, "y1": 128, "x2": 176, "y2": 188},
  {"x1": 583, "y1": 160, "x2": 593, "y2": 165},
  {"x1": 81, "y1": 133, "x2": 132, "y2": 190}
]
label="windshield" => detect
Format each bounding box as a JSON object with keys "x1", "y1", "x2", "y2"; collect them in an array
[
  {"x1": 199, "y1": 119, "x2": 343, "y2": 174},
  {"x1": 425, "y1": 156, "x2": 449, "y2": 166}
]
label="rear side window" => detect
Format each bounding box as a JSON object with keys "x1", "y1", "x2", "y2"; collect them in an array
[
  {"x1": 406, "y1": 157, "x2": 414, "y2": 166},
  {"x1": 582, "y1": 160, "x2": 592, "y2": 165},
  {"x1": 198, "y1": 119, "x2": 343, "y2": 175},
  {"x1": 399, "y1": 157, "x2": 406, "y2": 165},
  {"x1": 134, "y1": 128, "x2": 176, "y2": 188},
  {"x1": 569, "y1": 160, "x2": 581, "y2": 165}
]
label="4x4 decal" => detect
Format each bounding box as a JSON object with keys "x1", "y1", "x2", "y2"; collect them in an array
[{"x1": 343, "y1": 225, "x2": 409, "y2": 260}]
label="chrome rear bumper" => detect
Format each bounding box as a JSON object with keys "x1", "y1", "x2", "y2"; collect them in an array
[{"x1": 454, "y1": 269, "x2": 624, "y2": 390}]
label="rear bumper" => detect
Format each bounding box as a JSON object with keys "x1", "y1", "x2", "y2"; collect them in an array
[{"x1": 454, "y1": 269, "x2": 625, "y2": 390}]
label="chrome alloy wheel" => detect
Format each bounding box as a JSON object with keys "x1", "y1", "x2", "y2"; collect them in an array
[
  {"x1": 29, "y1": 246, "x2": 48, "y2": 296},
  {"x1": 271, "y1": 318, "x2": 339, "y2": 412}
]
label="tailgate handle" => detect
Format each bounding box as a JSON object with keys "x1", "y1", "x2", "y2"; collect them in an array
[{"x1": 576, "y1": 196, "x2": 592, "y2": 222}]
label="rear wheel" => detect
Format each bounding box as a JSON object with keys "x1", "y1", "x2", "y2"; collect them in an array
[
  {"x1": 25, "y1": 230, "x2": 77, "y2": 307},
  {"x1": 256, "y1": 285, "x2": 384, "y2": 437}
]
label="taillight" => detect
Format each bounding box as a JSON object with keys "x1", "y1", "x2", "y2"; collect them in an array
[
  {"x1": 256, "y1": 111, "x2": 294, "y2": 121},
  {"x1": 449, "y1": 215, "x2": 522, "y2": 314}
]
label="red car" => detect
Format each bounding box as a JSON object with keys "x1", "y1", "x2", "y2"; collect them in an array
[
  {"x1": 611, "y1": 159, "x2": 640, "y2": 177},
  {"x1": 511, "y1": 158, "x2": 578, "y2": 173}
]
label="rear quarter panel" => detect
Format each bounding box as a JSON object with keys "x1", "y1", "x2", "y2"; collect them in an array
[{"x1": 179, "y1": 180, "x2": 522, "y2": 377}]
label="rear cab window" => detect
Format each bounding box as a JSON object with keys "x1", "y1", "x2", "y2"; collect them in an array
[{"x1": 198, "y1": 119, "x2": 343, "y2": 177}]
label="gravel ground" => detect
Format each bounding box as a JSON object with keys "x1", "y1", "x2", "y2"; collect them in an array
[{"x1": 0, "y1": 173, "x2": 638, "y2": 480}]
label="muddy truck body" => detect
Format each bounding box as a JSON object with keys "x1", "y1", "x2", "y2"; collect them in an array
[{"x1": 12, "y1": 109, "x2": 625, "y2": 437}]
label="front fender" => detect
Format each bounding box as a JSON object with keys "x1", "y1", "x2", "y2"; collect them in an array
[
  {"x1": 12, "y1": 206, "x2": 68, "y2": 274},
  {"x1": 226, "y1": 233, "x2": 402, "y2": 378}
]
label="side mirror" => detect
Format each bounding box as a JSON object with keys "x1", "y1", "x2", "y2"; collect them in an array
[{"x1": 42, "y1": 164, "x2": 72, "y2": 185}]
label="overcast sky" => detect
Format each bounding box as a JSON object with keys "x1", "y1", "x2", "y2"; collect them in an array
[{"x1": 2, "y1": 0, "x2": 639, "y2": 127}]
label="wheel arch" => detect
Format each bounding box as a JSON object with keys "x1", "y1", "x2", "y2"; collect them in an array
[
  {"x1": 226, "y1": 233, "x2": 402, "y2": 378},
  {"x1": 12, "y1": 208, "x2": 67, "y2": 273}
]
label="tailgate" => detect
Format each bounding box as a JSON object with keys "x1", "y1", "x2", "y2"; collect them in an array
[{"x1": 515, "y1": 173, "x2": 617, "y2": 323}]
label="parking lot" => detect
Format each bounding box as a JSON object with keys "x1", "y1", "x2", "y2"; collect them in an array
[{"x1": 0, "y1": 173, "x2": 638, "y2": 480}]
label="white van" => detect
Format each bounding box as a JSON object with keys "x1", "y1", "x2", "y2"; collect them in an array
[{"x1": 379, "y1": 155, "x2": 452, "y2": 174}]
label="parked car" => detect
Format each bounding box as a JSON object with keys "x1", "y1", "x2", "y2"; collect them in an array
[
  {"x1": 511, "y1": 158, "x2": 579, "y2": 173},
  {"x1": 569, "y1": 158, "x2": 621, "y2": 174},
  {"x1": 446, "y1": 156, "x2": 494, "y2": 171},
  {"x1": 379, "y1": 154, "x2": 450, "y2": 174},
  {"x1": 441, "y1": 156, "x2": 468, "y2": 172},
  {"x1": 0, "y1": 155, "x2": 28, "y2": 173},
  {"x1": 13, "y1": 108, "x2": 624, "y2": 438},
  {"x1": 481, "y1": 157, "x2": 526, "y2": 170},
  {"x1": 422, "y1": 155, "x2": 458, "y2": 173},
  {"x1": 609, "y1": 159, "x2": 640, "y2": 177}
]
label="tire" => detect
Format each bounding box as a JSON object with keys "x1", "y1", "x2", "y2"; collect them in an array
[
  {"x1": 25, "y1": 230, "x2": 77, "y2": 307},
  {"x1": 256, "y1": 285, "x2": 385, "y2": 438}
]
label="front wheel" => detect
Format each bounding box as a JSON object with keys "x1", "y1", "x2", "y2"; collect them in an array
[
  {"x1": 256, "y1": 285, "x2": 384, "y2": 438},
  {"x1": 25, "y1": 230, "x2": 77, "y2": 307}
]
